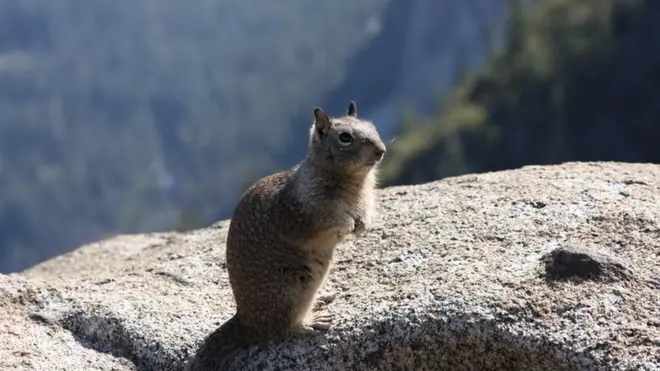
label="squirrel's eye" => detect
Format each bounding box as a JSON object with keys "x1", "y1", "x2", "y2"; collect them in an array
[{"x1": 338, "y1": 132, "x2": 353, "y2": 144}]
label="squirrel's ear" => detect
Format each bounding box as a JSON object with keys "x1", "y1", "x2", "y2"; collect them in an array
[
  {"x1": 313, "y1": 107, "x2": 331, "y2": 136},
  {"x1": 347, "y1": 101, "x2": 357, "y2": 117}
]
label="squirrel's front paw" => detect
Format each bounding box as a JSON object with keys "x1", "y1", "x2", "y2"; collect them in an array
[
  {"x1": 336, "y1": 214, "x2": 355, "y2": 237},
  {"x1": 353, "y1": 218, "x2": 366, "y2": 237}
]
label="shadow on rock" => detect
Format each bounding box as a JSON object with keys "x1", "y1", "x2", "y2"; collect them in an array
[{"x1": 182, "y1": 313, "x2": 604, "y2": 371}]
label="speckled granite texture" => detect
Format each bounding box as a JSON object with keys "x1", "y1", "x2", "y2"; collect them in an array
[{"x1": 2, "y1": 162, "x2": 659, "y2": 371}]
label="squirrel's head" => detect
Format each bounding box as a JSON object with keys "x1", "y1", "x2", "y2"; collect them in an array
[{"x1": 308, "y1": 101, "x2": 386, "y2": 176}]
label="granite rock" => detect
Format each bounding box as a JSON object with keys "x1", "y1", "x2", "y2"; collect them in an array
[{"x1": 2, "y1": 162, "x2": 659, "y2": 371}]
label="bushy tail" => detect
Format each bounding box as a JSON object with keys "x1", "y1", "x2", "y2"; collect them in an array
[{"x1": 184, "y1": 315, "x2": 253, "y2": 371}]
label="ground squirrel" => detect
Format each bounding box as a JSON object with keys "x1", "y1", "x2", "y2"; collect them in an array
[{"x1": 184, "y1": 101, "x2": 386, "y2": 370}]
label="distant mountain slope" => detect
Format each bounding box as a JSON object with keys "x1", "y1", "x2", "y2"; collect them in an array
[{"x1": 0, "y1": 0, "x2": 390, "y2": 272}]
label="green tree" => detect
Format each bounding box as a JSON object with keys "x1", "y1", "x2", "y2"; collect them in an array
[{"x1": 382, "y1": 0, "x2": 654, "y2": 187}]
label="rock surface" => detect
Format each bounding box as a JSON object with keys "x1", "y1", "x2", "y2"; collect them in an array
[{"x1": 2, "y1": 162, "x2": 660, "y2": 371}]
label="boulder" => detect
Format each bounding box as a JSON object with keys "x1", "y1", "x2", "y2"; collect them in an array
[{"x1": 2, "y1": 162, "x2": 659, "y2": 370}]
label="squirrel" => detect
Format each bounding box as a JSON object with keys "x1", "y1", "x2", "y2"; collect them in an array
[{"x1": 184, "y1": 101, "x2": 386, "y2": 370}]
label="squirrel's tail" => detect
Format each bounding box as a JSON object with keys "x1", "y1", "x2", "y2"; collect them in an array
[{"x1": 184, "y1": 314, "x2": 253, "y2": 371}]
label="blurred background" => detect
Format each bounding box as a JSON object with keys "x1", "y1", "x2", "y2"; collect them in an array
[{"x1": 0, "y1": 0, "x2": 658, "y2": 273}]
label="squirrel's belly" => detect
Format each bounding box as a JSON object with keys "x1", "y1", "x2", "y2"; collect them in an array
[{"x1": 301, "y1": 228, "x2": 345, "y2": 256}]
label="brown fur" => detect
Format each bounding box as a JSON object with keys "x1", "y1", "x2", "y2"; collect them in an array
[{"x1": 184, "y1": 102, "x2": 386, "y2": 370}]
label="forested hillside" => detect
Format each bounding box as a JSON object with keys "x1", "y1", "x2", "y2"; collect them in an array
[
  {"x1": 0, "y1": 0, "x2": 390, "y2": 272},
  {"x1": 381, "y1": 0, "x2": 660, "y2": 185}
]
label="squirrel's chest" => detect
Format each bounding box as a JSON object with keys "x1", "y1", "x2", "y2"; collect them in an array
[{"x1": 338, "y1": 185, "x2": 375, "y2": 218}]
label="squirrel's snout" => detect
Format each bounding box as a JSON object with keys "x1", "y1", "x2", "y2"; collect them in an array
[{"x1": 373, "y1": 145, "x2": 386, "y2": 161}]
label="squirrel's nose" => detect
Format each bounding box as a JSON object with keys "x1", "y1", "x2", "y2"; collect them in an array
[{"x1": 374, "y1": 145, "x2": 386, "y2": 160}]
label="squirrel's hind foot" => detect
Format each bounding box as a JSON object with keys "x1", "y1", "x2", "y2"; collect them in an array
[
  {"x1": 312, "y1": 293, "x2": 337, "y2": 311},
  {"x1": 298, "y1": 310, "x2": 334, "y2": 333},
  {"x1": 309, "y1": 311, "x2": 334, "y2": 331},
  {"x1": 292, "y1": 317, "x2": 332, "y2": 337}
]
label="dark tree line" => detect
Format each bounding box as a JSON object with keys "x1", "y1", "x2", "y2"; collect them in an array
[{"x1": 382, "y1": 0, "x2": 660, "y2": 187}]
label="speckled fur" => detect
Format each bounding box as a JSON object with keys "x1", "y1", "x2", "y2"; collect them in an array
[{"x1": 184, "y1": 102, "x2": 386, "y2": 370}]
